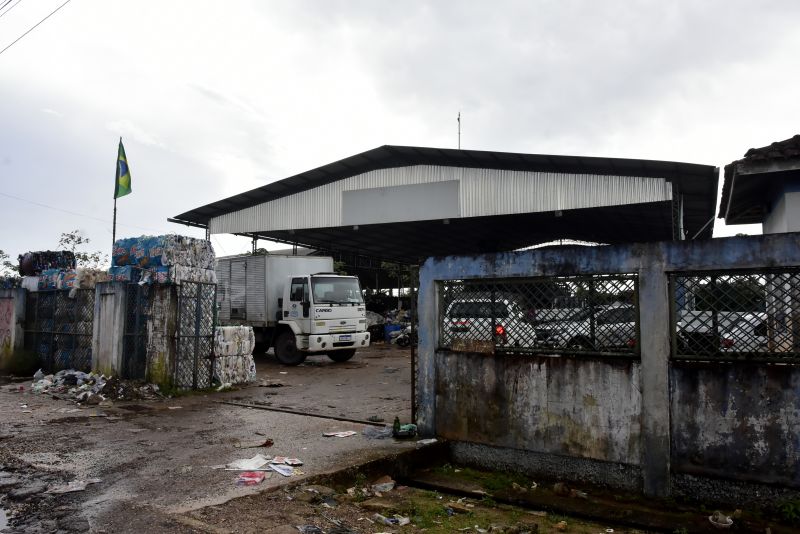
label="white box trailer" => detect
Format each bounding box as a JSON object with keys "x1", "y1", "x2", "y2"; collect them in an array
[{"x1": 216, "y1": 254, "x2": 370, "y2": 365}]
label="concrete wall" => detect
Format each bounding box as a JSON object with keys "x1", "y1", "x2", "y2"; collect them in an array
[
  {"x1": 418, "y1": 233, "x2": 800, "y2": 500},
  {"x1": 435, "y1": 352, "x2": 641, "y2": 464},
  {"x1": 765, "y1": 191, "x2": 800, "y2": 233},
  {"x1": 0, "y1": 288, "x2": 25, "y2": 370},
  {"x1": 146, "y1": 285, "x2": 177, "y2": 388},
  {"x1": 671, "y1": 361, "x2": 800, "y2": 488}
]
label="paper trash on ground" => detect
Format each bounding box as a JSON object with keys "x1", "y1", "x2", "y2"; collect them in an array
[
  {"x1": 45, "y1": 478, "x2": 102, "y2": 494},
  {"x1": 271, "y1": 456, "x2": 303, "y2": 466},
  {"x1": 269, "y1": 464, "x2": 294, "y2": 477},
  {"x1": 220, "y1": 454, "x2": 273, "y2": 471},
  {"x1": 323, "y1": 431, "x2": 358, "y2": 438}
]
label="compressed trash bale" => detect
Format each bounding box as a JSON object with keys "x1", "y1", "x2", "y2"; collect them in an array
[
  {"x1": 111, "y1": 235, "x2": 215, "y2": 269},
  {"x1": 213, "y1": 326, "x2": 256, "y2": 384},
  {"x1": 18, "y1": 251, "x2": 76, "y2": 275},
  {"x1": 213, "y1": 355, "x2": 257, "y2": 385}
]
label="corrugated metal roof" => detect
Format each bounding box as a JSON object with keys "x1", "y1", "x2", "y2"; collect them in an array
[
  {"x1": 170, "y1": 144, "x2": 718, "y2": 239},
  {"x1": 209, "y1": 165, "x2": 672, "y2": 234}
]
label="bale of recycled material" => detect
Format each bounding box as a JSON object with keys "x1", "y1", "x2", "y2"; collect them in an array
[
  {"x1": 214, "y1": 326, "x2": 255, "y2": 357},
  {"x1": 111, "y1": 235, "x2": 215, "y2": 270},
  {"x1": 21, "y1": 276, "x2": 38, "y2": 292},
  {"x1": 18, "y1": 251, "x2": 76, "y2": 276},
  {"x1": 213, "y1": 355, "x2": 257, "y2": 385}
]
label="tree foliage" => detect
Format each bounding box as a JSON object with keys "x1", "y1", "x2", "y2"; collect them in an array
[{"x1": 57, "y1": 230, "x2": 108, "y2": 269}]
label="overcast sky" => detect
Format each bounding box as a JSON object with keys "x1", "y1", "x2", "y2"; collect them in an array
[{"x1": 1, "y1": 0, "x2": 797, "y2": 264}]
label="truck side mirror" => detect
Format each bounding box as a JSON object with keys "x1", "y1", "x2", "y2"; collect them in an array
[{"x1": 302, "y1": 301, "x2": 310, "y2": 318}]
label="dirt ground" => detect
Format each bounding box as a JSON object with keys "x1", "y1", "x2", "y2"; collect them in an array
[{"x1": 0, "y1": 343, "x2": 416, "y2": 533}]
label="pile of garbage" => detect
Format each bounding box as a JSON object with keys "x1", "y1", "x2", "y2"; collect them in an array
[
  {"x1": 108, "y1": 234, "x2": 216, "y2": 285},
  {"x1": 213, "y1": 326, "x2": 257, "y2": 386},
  {"x1": 31, "y1": 369, "x2": 162, "y2": 404}
]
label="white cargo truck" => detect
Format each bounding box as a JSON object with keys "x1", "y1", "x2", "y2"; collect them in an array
[{"x1": 216, "y1": 254, "x2": 370, "y2": 365}]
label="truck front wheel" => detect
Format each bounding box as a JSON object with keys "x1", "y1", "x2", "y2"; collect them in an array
[
  {"x1": 275, "y1": 331, "x2": 306, "y2": 366},
  {"x1": 327, "y1": 349, "x2": 356, "y2": 363}
]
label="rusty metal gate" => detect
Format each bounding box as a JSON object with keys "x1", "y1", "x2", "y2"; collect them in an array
[
  {"x1": 175, "y1": 281, "x2": 216, "y2": 389},
  {"x1": 24, "y1": 289, "x2": 95, "y2": 372},
  {"x1": 122, "y1": 284, "x2": 150, "y2": 379}
]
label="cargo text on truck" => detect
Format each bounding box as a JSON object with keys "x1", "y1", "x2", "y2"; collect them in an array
[{"x1": 216, "y1": 254, "x2": 370, "y2": 365}]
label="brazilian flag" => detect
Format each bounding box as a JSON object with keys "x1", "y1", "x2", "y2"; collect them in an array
[{"x1": 114, "y1": 138, "x2": 132, "y2": 199}]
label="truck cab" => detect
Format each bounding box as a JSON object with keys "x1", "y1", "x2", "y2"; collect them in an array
[{"x1": 274, "y1": 273, "x2": 370, "y2": 365}]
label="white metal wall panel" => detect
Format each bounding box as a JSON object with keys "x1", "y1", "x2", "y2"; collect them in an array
[
  {"x1": 209, "y1": 165, "x2": 672, "y2": 234},
  {"x1": 245, "y1": 255, "x2": 267, "y2": 324}
]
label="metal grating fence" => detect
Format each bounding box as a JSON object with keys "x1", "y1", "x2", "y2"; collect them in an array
[
  {"x1": 123, "y1": 284, "x2": 150, "y2": 380},
  {"x1": 24, "y1": 289, "x2": 95, "y2": 372},
  {"x1": 439, "y1": 274, "x2": 639, "y2": 356},
  {"x1": 175, "y1": 281, "x2": 216, "y2": 389},
  {"x1": 671, "y1": 268, "x2": 800, "y2": 361}
]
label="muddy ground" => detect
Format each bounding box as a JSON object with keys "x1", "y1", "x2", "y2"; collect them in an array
[{"x1": 0, "y1": 343, "x2": 415, "y2": 533}]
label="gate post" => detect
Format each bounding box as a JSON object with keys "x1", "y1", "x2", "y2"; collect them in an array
[
  {"x1": 0, "y1": 288, "x2": 27, "y2": 370},
  {"x1": 92, "y1": 282, "x2": 127, "y2": 376},
  {"x1": 638, "y1": 262, "x2": 672, "y2": 497}
]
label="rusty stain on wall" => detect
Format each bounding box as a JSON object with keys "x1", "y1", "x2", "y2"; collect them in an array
[
  {"x1": 671, "y1": 361, "x2": 800, "y2": 488},
  {"x1": 434, "y1": 351, "x2": 642, "y2": 464}
]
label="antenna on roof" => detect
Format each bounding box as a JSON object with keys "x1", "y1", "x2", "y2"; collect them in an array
[{"x1": 457, "y1": 111, "x2": 461, "y2": 150}]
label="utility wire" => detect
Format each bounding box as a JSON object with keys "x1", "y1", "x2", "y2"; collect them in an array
[
  {"x1": 0, "y1": 191, "x2": 160, "y2": 232},
  {"x1": 0, "y1": 0, "x2": 13, "y2": 13},
  {"x1": 0, "y1": 0, "x2": 24, "y2": 19},
  {"x1": 0, "y1": 0, "x2": 71, "y2": 57}
]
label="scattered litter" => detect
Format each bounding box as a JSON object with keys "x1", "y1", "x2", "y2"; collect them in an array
[
  {"x1": 46, "y1": 478, "x2": 101, "y2": 494},
  {"x1": 260, "y1": 381, "x2": 285, "y2": 387},
  {"x1": 709, "y1": 511, "x2": 733, "y2": 529},
  {"x1": 371, "y1": 476, "x2": 396, "y2": 493},
  {"x1": 296, "y1": 527, "x2": 323, "y2": 534},
  {"x1": 362, "y1": 426, "x2": 393, "y2": 439},
  {"x1": 605, "y1": 529, "x2": 614, "y2": 533},
  {"x1": 236, "y1": 471, "x2": 267, "y2": 486},
  {"x1": 168, "y1": 406, "x2": 183, "y2": 410},
  {"x1": 553, "y1": 482, "x2": 570, "y2": 496},
  {"x1": 235, "y1": 438, "x2": 274, "y2": 449},
  {"x1": 555, "y1": 520, "x2": 568, "y2": 531},
  {"x1": 417, "y1": 438, "x2": 437, "y2": 446},
  {"x1": 530, "y1": 482, "x2": 538, "y2": 490},
  {"x1": 372, "y1": 513, "x2": 409, "y2": 526},
  {"x1": 269, "y1": 464, "x2": 294, "y2": 477},
  {"x1": 279, "y1": 371, "x2": 288, "y2": 375},
  {"x1": 272, "y1": 456, "x2": 303, "y2": 466},
  {"x1": 393, "y1": 423, "x2": 417, "y2": 439},
  {"x1": 569, "y1": 488, "x2": 588, "y2": 499},
  {"x1": 323, "y1": 431, "x2": 357, "y2": 438},
  {"x1": 19, "y1": 404, "x2": 27, "y2": 409},
  {"x1": 220, "y1": 454, "x2": 272, "y2": 471},
  {"x1": 30, "y1": 369, "x2": 162, "y2": 403},
  {"x1": 367, "y1": 415, "x2": 384, "y2": 423}
]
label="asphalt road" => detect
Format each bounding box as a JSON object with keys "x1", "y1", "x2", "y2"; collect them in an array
[{"x1": 0, "y1": 342, "x2": 413, "y2": 533}]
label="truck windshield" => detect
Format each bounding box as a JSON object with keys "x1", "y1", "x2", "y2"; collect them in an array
[{"x1": 311, "y1": 277, "x2": 364, "y2": 304}]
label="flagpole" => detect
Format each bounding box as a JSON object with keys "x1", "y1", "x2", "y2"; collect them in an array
[{"x1": 112, "y1": 197, "x2": 117, "y2": 249}]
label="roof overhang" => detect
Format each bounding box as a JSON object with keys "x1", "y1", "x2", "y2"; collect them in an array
[{"x1": 171, "y1": 145, "x2": 719, "y2": 263}]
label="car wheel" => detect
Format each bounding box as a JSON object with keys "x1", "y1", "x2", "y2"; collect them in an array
[
  {"x1": 327, "y1": 349, "x2": 356, "y2": 363},
  {"x1": 274, "y1": 331, "x2": 307, "y2": 366},
  {"x1": 568, "y1": 336, "x2": 594, "y2": 350}
]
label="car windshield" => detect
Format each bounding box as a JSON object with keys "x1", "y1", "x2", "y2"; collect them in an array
[
  {"x1": 311, "y1": 277, "x2": 364, "y2": 304},
  {"x1": 448, "y1": 301, "x2": 511, "y2": 319}
]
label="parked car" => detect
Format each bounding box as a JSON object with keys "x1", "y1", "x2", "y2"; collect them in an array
[
  {"x1": 444, "y1": 297, "x2": 531, "y2": 349},
  {"x1": 533, "y1": 304, "x2": 637, "y2": 351},
  {"x1": 720, "y1": 313, "x2": 768, "y2": 352}
]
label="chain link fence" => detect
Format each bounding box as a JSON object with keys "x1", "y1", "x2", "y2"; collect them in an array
[
  {"x1": 439, "y1": 274, "x2": 639, "y2": 356},
  {"x1": 175, "y1": 281, "x2": 216, "y2": 389},
  {"x1": 24, "y1": 289, "x2": 94, "y2": 372},
  {"x1": 671, "y1": 268, "x2": 800, "y2": 361}
]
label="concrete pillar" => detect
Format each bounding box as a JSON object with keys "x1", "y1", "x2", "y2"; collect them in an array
[
  {"x1": 416, "y1": 265, "x2": 437, "y2": 436},
  {"x1": 638, "y1": 264, "x2": 672, "y2": 497},
  {"x1": 92, "y1": 282, "x2": 127, "y2": 376},
  {"x1": 0, "y1": 288, "x2": 27, "y2": 370}
]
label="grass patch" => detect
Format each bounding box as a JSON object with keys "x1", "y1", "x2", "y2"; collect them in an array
[{"x1": 433, "y1": 464, "x2": 536, "y2": 493}]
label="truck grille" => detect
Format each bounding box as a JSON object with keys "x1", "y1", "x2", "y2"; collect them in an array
[{"x1": 328, "y1": 325, "x2": 356, "y2": 333}]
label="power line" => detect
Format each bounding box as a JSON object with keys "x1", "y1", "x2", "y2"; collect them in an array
[
  {"x1": 0, "y1": 0, "x2": 13, "y2": 12},
  {"x1": 0, "y1": 0, "x2": 71, "y2": 57},
  {"x1": 0, "y1": 191, "x2": 160, "y2": 232},
  {"x1": 0, "y1": 0, "x2": 24, "y2": 19}
]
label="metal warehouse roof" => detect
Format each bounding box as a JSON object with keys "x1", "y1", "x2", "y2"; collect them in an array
[{"x1": 170, "y1": 145, "x2": 719, "y2": 263}]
